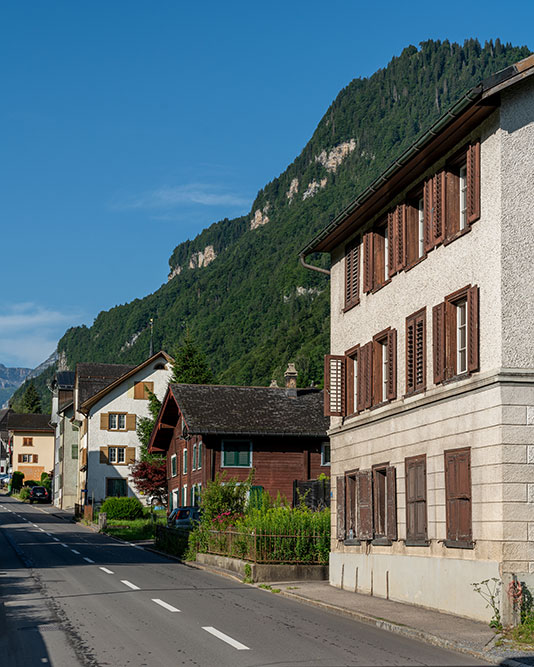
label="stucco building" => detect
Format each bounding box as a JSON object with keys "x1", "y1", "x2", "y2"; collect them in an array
[
  {"x1": 51, "y1": 371, "x2": 78, "y2": 509},
  {"x1": 8, "y1": 413, "x2": 54, "y2": 482},
  {"x1": 301, "y1": 55, "x2": 534, "y2": 623}
]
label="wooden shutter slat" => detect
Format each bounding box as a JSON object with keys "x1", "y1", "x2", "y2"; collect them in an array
[
  {"x1": 357, "y1": 470, "x2": 373, "y2": 540},
  {"x1": 100, "y1": 413, "x2": 108, "y2": 430},
  {"x1": 423, "y1": 178, "x2": 434, "y2": 253},
  {"x1": 364, "y1": 342, "x2": 373, "y2": 409},
  {"x1": 445, "y1": 449, "x2": 472, "y2": 544},
  {"x1": 336, "y1": 476, "x2": 346, "y2": 541},
  {"x1": 363, "y1": 232, "x2": 374, "y2": 293},
  {"x1": 18, "y1": 454, "x2": 22, "y2": 463},
  {"x1": 467, "y1": 285, "x2": 479, "y2": 373},
  {"x1": 324, "y1": 355, "x2": 346, "y2": 417},
  {"x1": 467, "y1": 141, "x2": 481, "y2": 224},
  {"x1": 386, "y1": 329, "x2": 397, "y2": 401},
  {"x1": 356, "y1": 347, "x2": 365, "y2": 413},
  {"x1": 345, "y1": 240, "x2": 360, "y2": 307},
  {"x1": 387, "y1": 212, "x2": 396, "y2": 279},
  {"x1": 34, "y1": 454, "x2": 38, "y2": 463},
  {"x1": 395, "y1": 205, "x2": 406, "y2": 272},
  {"x1": 386, "y1": 466, "x2": 397, "y2": 541},
  {"x1": 126, "y1": 447, "x2": 136, "y2": 465},
  {"x1": 406, "y1": 318, "x2": 415, "y2": 394},
  {"x1": 432, "y1": 302, "x2": 446, "y2": 384}
]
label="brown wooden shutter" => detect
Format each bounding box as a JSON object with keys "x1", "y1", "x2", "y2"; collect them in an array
[
  {"x1": 100, "y1": 447, "x2": 109, "y2": 464},
  {"x1": 372, "y1": 338, "x2": 382, "y2": 406},
  {"x1": 364, "y1": 342, "x2": 373, "y2": 409},
  {"x1": 33, "y1": 454, "x2": 38, "y2": 463},
  {"x1": 346, "y1": 354, "x2": 355, "y2": 415},
  {"x1": 467, "y1": 141, "x2": 481, "y2": 224},
  {"x1": 445, "y1": 448, "x2": 472, "y2": 544},
  {"x1": 414, "y1": 313, "x2": 426, "y2": 391},
  {"x1": 423, "y1": 178, "x2": 434, "y2": 253},
  {"x1": 336, "y1": 476, "x2": 346, "y2": 540},
  {"x1": 363, "y1": 232, "x2": 374, "y2": 293},
  {"x1": 126, "y1": 447, "x2": 136, "y2": 465},
  {"x1": 357, "y1": 347, "x2": 366, "y2": 413},
  {"x1": 18, "y1": 454, "x2": 22, "y2": 463},
  {"x1": 395, "y1": 205, "x2": 406, "y2": 272},
  {"x1": 134, "y1": 382, "x2": 144, "y2": 399},
  {"x1": 386, "y1": 329, "x2": 397, "y2": 401},
  {"x1": 433, "y1": 170, "x2": 446, "y2": 245},
  {"x1": 406, "y1": 316, "x2": 415, "y2": 394},
  {"x1": 324, "y1": 355, "x2": 346, "y2": 417},
  {"x1": 357, "y1": 470, "x2": 373, "y2": 540},
  {"x1": 100, "y1": 413, "x2": 108, "y2": 430},
  {"x1": 432, "y1": 302, "x2": 446, "y2": 384},
  {"x1": 386, "y1": 466, "x2": 397, "y2": 541},
  {"x1": 405, "y1": 455, "x2": 427, "y2": 542},
  {"x1": 387, "y1": 211, "x2": 396, "y2": 279},
  {"x1": 126, "y1": 414, "x2": 137, "y2": 431},
  {"x1": 467, "y1": 285, "x2": 479, "y2": 373},
  {"x1": 345, "y1": 240, "x2": 360, "y2": 308}
]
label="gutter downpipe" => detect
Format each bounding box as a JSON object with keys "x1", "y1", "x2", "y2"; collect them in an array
[{"x1": 299, "y1": 253, "x2": 330, "y2": 276}]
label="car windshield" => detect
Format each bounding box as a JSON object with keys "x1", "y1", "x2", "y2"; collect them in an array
[
  {"x1": 176, "y1": 509, "x2": 191, "y2": 519},
  {"x1": 33, "y1": 487, "x2": 46, "y2": 492}
]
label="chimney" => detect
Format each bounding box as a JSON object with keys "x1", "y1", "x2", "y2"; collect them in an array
[
  {"x1": 269, "y1": 379, "x2": 279, "y2": 388},
  {"x1": 284, "y1": 363, "x2": 298, "y2": 398}
]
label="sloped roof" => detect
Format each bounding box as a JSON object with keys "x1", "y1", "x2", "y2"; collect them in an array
[
  {"x1": 7, "y1": 413, "x2": 54, "y2": 432},
  {"x1": 56, "y1": 371, "x2": 75, "y2": 389},
  {"x1": 76, "y1": 363, "x2": 136, "y2": 409},
  {"x1": 80, "y1": 351, "x2": 173, "y2": 412},
  {"x1": 168, "y1": 384, "x2": 329, "y2": 437}
]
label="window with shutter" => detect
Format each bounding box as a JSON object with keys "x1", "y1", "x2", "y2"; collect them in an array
[
  {"x1": 324, "y1": 355, "x2": 346, "y2": 417},
  {"x1": 345, "y1": 345, "x2": 359, "y2": 415},
  {"x1": 373, "y1": 220, "x2": 388, "y2": 289},
  {"x1": 432, "y1": 170, "x2": 446, "y2": 246},
  {"x1": 444, "y1": 448, "x2": 472, "y2": 548},
  {"x1": 423, "y1": 177, "x2": 434, "y2": 253},
  {"x1": 467, "y1": 141, "x2": 481, "y2": 224},
  {"x1": 222, "y1": 441, "x2": 252, "y2": 467},
  {"x1": 183, "y1": 448, "x2": 188, "y2": 474},
  {"x1": 344, "y1": 239, "x2": 360, "y2": 309},
  {"x1": 357, "y1": 470, "x2": 373, "y2": 540},
  {"x1": 406, "y1": 309, "x2": 426, "y2": 395},
  {"x1": 134, "y1": 381, "x2": 154, "y2": 399},
  {"x1": 405, "y1": 455, "x2": 428, "y2": 544},
  {"x1": 363, "y1": 232, "x2": 374, "y2": 293},
  {"x1": 336, "y1": 476, "x2": 346, "y2": 541},
  {"x1": 345, "y1": 472, "x2": 357, "y2": 540},
  {"x1": 372, "y1": 328, "x2": 396, "y2": 405},
  {"x1": 406, "y1": 194, "x2": 424, "y2": 266},
  {"x1": 394, "y1": 205, "x2": 406, "y2": 273},
  {"x1": 171, "y1": 454, "x2": 177, "y2": 477}
]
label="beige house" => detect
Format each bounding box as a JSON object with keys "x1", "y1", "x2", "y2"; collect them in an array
[
  {"x1": 301, "y1": 55, "x2": 534, "y2": 623},
  {"x1": 9, "y1": 413, "x2": 55, "y2": 482}
]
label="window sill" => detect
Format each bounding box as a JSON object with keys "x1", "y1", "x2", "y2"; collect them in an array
[
  {"x1": 221, "y1": 465, "x2": 252, "y2": 469},
  {"x1": 443, "y1": 540, "x2": 475, "y2": 550},
  {"x1": 405, "y1": 539, "x2": 430, "y2": 547},
  {"x1": 343, "y1": 539, "x2": 361, "y2": 546},
  {"x1": 403, "y1": 387, "x2": 427, "y2": 399},
  {"x1": 371, "y1": 537, "x2": 392, "y2": 546},
  {"x1": 343, "y1": 300, "x2": 360, "y2": 313}
]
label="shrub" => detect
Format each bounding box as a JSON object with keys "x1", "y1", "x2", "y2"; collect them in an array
[
  {"x1": 23, "y1": 479, "x2": 39, "y2": 487},
  {"x1": 11, "y1": 471, "x2": 24, "y2": 491},
  {"x1": 100, "y1": 496, "x2": 143, "y2": 520},
  {"x1": 19, "y1": 487, "x2": 31, "y2": 501},
  {"x1": 40, "y1": 474, "x2": 52, "y2": 493}
]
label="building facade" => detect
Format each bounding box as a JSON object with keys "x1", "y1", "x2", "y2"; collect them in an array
[
  {"x1": 302, "y1": 56, "x2": 534, "y2": 623},
  {"x1": 8, "y1": 413, "x2": 54, "y2": 482}
]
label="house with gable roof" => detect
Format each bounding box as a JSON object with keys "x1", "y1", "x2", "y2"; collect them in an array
[
  {"x1": 301, "y1": 55, "x2": 534, "y2": 623},
  {"x1": 76, "y1": 351, "x2": 172, "y2": 503}
]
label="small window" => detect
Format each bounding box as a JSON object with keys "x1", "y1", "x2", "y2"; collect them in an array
[
  {"x1": 108, "y1": 447, "x2": 117, "y2": 464},
  {"x1": 192, "y1": 444, "x2": 197, "y2": 471},
  {"x1": 406, "y1": 194, "x2": 424, "y2": 265},
  {"x1": 183, "y1": 448, "x2": 188, "y2": 475},
  {"x1": 182, "y1": 484, "x2": 188, "y2": 506},
  {"x1": 72, "y1": 444, "x2": 79, "y2": 460},
  {"x1": 22, "y1": 454, "x2": 32, "y2": 463},
  {"x1": 23, "y1": 437, "x2": 33, "y2": 447},
  {"x1": 222, "y1": 441, "x2": 252, "y2": 467},
  {"x1": 456, "y1": 300, "x2": 467, "y2": 375},
  {"x1": 373, "y1": 467, "x2": 388, "y2": 537},
  {"x1": 344, "y1": 238, "x2": 360, "y2": 309},
  {"x1": 108, "y1": 414, "x2": 127, "y2": 431},
  {"x1": 171, "y1": 454, "x2": 177, "y2": 477},
  {"x1": 134, "y1": 381, "x2": 154, "y2": 399},
  {"x1": 117, "y1": 447, "x2": 125, "y2": 464},
  {"x1": 459, "y1": 165, "x2": 467, "y2": 230},
  {"x1": 198, "y1": 442, "x2": 202, "y2": 469},
  {"x1": 106, "y1": 478, "x2": 127, "y2": 497},
  {"x1": 321, "y1": 442, "x2": 331, "y2": 466},
  {"x1": 154, "y1": 363, "x2": 166, "y2": 370}
]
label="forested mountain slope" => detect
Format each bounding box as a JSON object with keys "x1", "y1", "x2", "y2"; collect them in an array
[{"x1": 20, "y1": 39, "x2": 531, "y2": 409}]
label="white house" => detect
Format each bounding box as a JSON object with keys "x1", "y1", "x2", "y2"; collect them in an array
[
  {"x1": 301, "y1": 55, "x2": 534, "y2": 624},
  {"x1": 76, "y1": 351, "x2": 172, "y2": 503}
]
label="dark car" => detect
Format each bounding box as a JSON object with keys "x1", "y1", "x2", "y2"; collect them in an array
[
  {"x1": 167, "y1": 506, "x2": 201, "y2": 529},
  {"x1": 29, "y1": 486, "x2": 50, "y2": 503}
]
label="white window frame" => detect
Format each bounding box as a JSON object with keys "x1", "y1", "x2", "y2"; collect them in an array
[
  {"x1": 183, "y1": 448, "x2": 188, "y2": 475},
  {"x1": 221, "y1": 440, "x2": 253, "y2": 468},
  {"x1": 456, "y1": 300, "x2": 468, "y2": 374},
  {"x1": 108, "y1": 447, "x2": 117, "y2": 464},
  {"x1": 198, "y1": 442, "x2": 202, "y2": 469},
  {"x1": 171, "y1": 454, "x2": 177, "y2": 477},
  {"x1": 459, "y1": 164, "x2": 467, "y2": 231},
  {"x1": 321, "y1": 442, "x2": 331, "y2": 466},
  {"x1": 182, "y1": 484, "x2": 188, "y2": 506},
  {"x1": 418, "y1": 197, "x2": 424, "y2": 258},
  {"x1": 381, "y1": 340, "x2": 388, "y2": 403},
  {"x1": 192, "y1": 444, "x2": 197, "y2": 471},
  {"x1": 384, "y1": 226, "x2": 389, "y2": 281},
  {"x1": 108, "y1": 413, "x2": 127, "y2": 431}
]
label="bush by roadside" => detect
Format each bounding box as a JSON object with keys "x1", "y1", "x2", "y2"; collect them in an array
[{"x1": 100, "y1": 496, "x2": 144, "y2": 520}]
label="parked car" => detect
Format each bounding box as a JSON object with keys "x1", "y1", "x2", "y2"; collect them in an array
[
  {"x1": 167, "y1": 506, "x2": 201, "y2": 529},
  {"x1": 29, "y1": 486, "x2": 50, "y2": 504},
  {"x1": 0, "y1": 474, "x2": 10, "y2": 488}
]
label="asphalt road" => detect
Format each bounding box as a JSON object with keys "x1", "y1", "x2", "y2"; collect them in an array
[{"x1": 0, "y1": 495, "x2": 490, "y2": 667}]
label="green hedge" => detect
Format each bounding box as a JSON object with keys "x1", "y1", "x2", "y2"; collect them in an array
[
  {"x1": 19, "y1": 487, "x2": 31, "y2": 501},
  {"x1": 11, "y1": 471, "x2": 24, "y2": 491},
  {"x1": 154, "y1": 525, "x2": 190, "y2": 558},
  {"x1": 100, "y1": 497, "x2": 144, "y2": 520}
]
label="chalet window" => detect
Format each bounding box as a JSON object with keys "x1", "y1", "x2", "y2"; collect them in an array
[
  {"x1": 405, "y1": 455, "x2": 428, "y2": 544},
  {"x1": 406, "y1": 195, "x2": 424, "y2": 266},
  {"x1": 433, "y1": 285, "x2": 479, "y2": 383},
  {"x1": 444, "y1": 448, "x2": 473, "y2": 548},
  {"x1": 106, "y1": 478, "x2": 127, "y2": 497},
  {"x1": 108, "y1": 413, "x2": 126, "y2": 431},
  {"x1": 344, "y1": 238, "x2": 360, "y2": 309},
  {"x1": 183, "y1": 448, "x2": 188, "y2": 474},
  {"x1": 134, "y1": 381, "x2": 154, "y2": 399},
  {"x1": 321, "y1": 442, "x2": 331, "y2": 466},
  {"x1": 372, "y1": 328, "x2": 397, "y2": 405},
  {"x1": 171, "y1": 454, "x2": 177, "y2": 477},
  {"x1": 23, "y1": 437, "x2": 33, "y2": 447},
  {"x1": 406, "y1": 308, "x2": 426, "y2": 395},
  {"x1": 222, "y1": 440, "x2": 252, "y2": 467}
]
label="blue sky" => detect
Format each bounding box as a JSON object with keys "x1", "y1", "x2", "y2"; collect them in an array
[{"x1": 1, "y1": 0, "x2": 531, "y2": 368}]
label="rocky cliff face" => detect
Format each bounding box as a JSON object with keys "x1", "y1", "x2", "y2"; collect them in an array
[{"x1": 0, "y1": 364, "x2": 32, "y2": 407}]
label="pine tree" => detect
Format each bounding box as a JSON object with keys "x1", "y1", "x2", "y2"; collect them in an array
[
  {"x1": 22, "y1": 382, "x2": 42, "y2": 414},
  {"x1": 171, "y1": 330, "x2": 214, "y2": 385}
]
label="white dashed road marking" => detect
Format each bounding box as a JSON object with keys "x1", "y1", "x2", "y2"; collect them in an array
[
  {"x1": 60, "y1": 543, "x2": 68, "y2": 548},
  {"x1": 71, "y1": 549, "x2": 80, "y2": 555},
  {"x1": 83, "y1": 557, "x2": 95, "y2": 564},
  {"x1": 202, "y1": 627, "x2": 249, "y2": 650},
  {"x1": 152, "y1": 599, "x2": 180, "y2": 612},
  {"x1": 53, "y1": 537, "x2": 60, "y2": 542},
  {"x1": 100, "y1": 567, "x2": 114, "y2": 574},
  {"x1": 121, "y1": 580, "x2": 140, "y2": 590}
]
